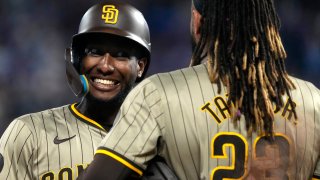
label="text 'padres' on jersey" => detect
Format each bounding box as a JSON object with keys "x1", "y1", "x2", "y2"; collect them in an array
[
  {"x1": 97, "y1": 64, "x2": 320, "y2": 179},
  {"x1": 0, "y1": 104, "x2": 107, "y2": 180}
]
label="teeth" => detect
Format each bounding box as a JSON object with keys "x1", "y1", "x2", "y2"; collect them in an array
[{"x1": 94, "y1": 78, "x2": 115, "y2": 85}]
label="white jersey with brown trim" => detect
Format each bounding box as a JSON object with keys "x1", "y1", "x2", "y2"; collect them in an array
[
  {"x1": 0, "y1": 103, "x2": 107, "y2": 180},
  {"x1": 98, "y1": 64, "x2": 320, "y2": 180}
]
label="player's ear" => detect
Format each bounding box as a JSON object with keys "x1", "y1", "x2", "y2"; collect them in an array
[
  {"x1": 191, "y1": 7, "x2": 202, "y2": 43},
  {"x1": 137, "y1": 58, "x2": 147, "y2": 78}
]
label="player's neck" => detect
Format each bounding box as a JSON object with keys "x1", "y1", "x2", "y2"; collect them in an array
[{"x1": 76, "y1": 98, "x2": 121, "y2": 129}]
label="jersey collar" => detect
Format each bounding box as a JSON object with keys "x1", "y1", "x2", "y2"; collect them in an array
[{"x1": 69, "y1": 103, "x2": 106, "y2": 131}]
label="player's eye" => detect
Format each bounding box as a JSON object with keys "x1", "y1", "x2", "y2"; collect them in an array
[
  {"x1": 112, "y1": 51, "x2": 131, "y2": 58},
  {"x1": 85, "y1": 48, "x2": 105, "y2": 57}
]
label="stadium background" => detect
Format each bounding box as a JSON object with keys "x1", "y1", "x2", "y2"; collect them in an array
[{"x1": 0, "y1": 0, "x2": 319, "y2": 135}]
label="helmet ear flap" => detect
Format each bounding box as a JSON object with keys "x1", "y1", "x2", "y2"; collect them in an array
[
  {"x1": 65, "y1": 48, "x2": 89, "y2": 98},
  {"x1": 65, "y1": 48, "x2": 72, "y2": 64}
]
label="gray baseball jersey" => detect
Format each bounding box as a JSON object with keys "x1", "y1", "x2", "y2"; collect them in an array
[
  {"x1": 0, "y1": 103, "x2": 107, "y2": 180},
  {"x1": 97, "y1": 64, "x2": 320, "y2": 179}
]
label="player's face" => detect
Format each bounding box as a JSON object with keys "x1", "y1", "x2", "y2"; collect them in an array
[
  {"x1": 191, "y1": 26, "x2": 197, "y2": 53},
  {"x1": 80, "y1": 39, "x2": 146, "y2": 102},
  {"x1": 190, "y1": 6, "x2": 198, "y2": 53}
]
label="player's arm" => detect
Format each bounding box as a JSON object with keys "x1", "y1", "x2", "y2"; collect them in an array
[
  {"x1": 78, "y1": 153, "x2": 179, "y2": 180},
  {"x1": 313, "y1": 158, "x2": 320, "y2": 180},
  {"x1": 0, "y1": 119, "x2": 34, "y2": 179},
  {"x1": 78, "y1": 79, "x2": 166, "y2": 180},
  {"x1": 77, "y1": 148, "x2": 142, "y2": 179}
]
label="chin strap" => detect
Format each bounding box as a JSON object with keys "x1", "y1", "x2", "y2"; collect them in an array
[{"x1": 65, "y1": 48, "x2": 89, "y2": 98}]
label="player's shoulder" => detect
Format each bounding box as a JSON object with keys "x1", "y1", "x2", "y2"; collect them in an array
[
  {"x1": 146, "y1": 64, "x2": 207, "y2": 84},
  {"x1": 289, "y1": 76, "x2": 320, "y2": 110},
  {"x1": 12, "y1": 104, "x2": 71, "y2": 132},
  {"x1": 15, "y1": 104, "x2": 70, "y2": 122},
  {"x1": 132, "y1": 64, "x2": 208, "y2": 98},
  {"x1": 289, "y1": 76, "x2": 320, "y2": 93},
  {"x1": 157, "y1": 64, "x2": 206, "y2": 77}
]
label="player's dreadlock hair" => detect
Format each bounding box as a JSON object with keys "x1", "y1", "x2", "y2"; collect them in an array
[{"x1": 191, "y1": 0, "x2": 297, "y2": 137}]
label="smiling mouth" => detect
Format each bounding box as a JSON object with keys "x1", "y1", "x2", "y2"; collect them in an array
[{"x1": 92, "y1": 78, "x2": 120, "y2": 87}]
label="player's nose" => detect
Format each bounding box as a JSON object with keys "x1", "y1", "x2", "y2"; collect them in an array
[{"x1": 97, "y1": 53, "x2": 115, "y2": 74}]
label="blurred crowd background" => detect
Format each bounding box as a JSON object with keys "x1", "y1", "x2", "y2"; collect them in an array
[{"x1": 0, "y1": 0, "x2": 319, "y2": 135}]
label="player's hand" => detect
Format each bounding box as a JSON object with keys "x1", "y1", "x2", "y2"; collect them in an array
[{"x1": 141, "y1": 156, "x2": 178, "y2": 180}]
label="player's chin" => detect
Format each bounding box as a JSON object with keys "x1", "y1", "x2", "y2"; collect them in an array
[{"x1": 90, "y1": 89, "x2": 121, "y2": 103}]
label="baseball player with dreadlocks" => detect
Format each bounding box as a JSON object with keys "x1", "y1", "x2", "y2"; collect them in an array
[
  {"x1": 0, "y1": 1, "x2": 177, "y2": 179},
  {"x1": 78, "y1": 0, "x2": 320, "y2": 179}
]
